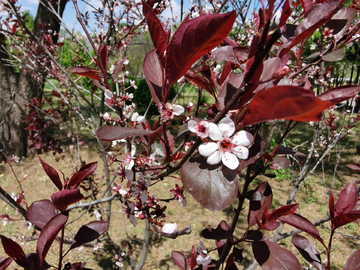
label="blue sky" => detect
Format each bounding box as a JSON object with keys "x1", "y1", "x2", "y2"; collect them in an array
[{"x1": 21, "y1": 0, "x2": 193, "y2": 32}]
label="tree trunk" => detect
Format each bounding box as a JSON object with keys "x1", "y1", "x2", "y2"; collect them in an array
[{"x1": 0, "y1": 0, "x2": 67, "y2": 161}]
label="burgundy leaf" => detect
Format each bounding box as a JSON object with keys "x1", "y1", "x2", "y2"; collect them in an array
[
  {"x1": 248, "y1": 182, "x2": 273, "y2": 228},
  {"x1": 171, "y1": 251, "x2": 187, "y2": 270},
  {"x1": 292, "y1": 234, "x2": 322, "y2": 270},
  {"x1": 279, "y1": 213, "x2": 324, "y2": 244},
  {"x1": 181, "y1": 157, "x2": 239, "y2": 211},
  {"x1": 70, "y1": 221, "x2": 109, "y2": 250},
  {"x1": 212, "y1": 46, "x2": 241, "y2": 65},
  {"x1": 322, "y1": 48, "x2": 345, "y2": 62},
  {"x1": 143, "y1": 49, "x2": 164, "y2": 105},
  {"x1": 252, "y1": 240, "x2": 302, "y2": 270},
  {"x1": 269, "y1": 204, "x2": 298, "y2": 221},
  {"x1": 332, "y1": 211, "x2": 360, "y2": 230},
  {"x1": 112, "y1": 57, "x2": 129, "y2": 82},
  {"x1": 190, "y1": 246, "x2": 197, "y2": 270},
  {"x1": 37, "y1": 213, "x2": 68, "y2": 268},
  {"x1": 166, "y1": 11, "x2": 236, "y2": 90},
  {"x1": 274, "y1": 146, "x2": 307, "y2": 157},
  {"x1": 347, "y1": 163, "x2": 360, "y2": 172},
  {"x1": 67, "y1": 162, "x2": 97, "y2": 189},
  {"x1": 69, "y1": 66, "x2": 102, "y2": 81},
  {"x1": 97, "y1": 126, "x2": 155, "y2": 141},
  {"x1": 202, "y1": 220, "x2": 232, "y2": 240},
  {"x1": 280, "y1": 0, "x2": 344, "y2": 57},
  {"x1": 51, "y1": 188, "x2": 84, "y2": 212},
  {"x1": 335, "y1": 182, "x2": 358, "y2": 215},
  {"x1": 233, "y1": 46, "x2": 250, "y2": 62},
  {"x1": 97, "y1": 44, "x2": 108, "y2": 71},
  {"x1": 241, "y1": 86, "x2": 331, "y2": 127},
  {"x1": 329, "y1": 191, "x2": 335, "y2": 219},
  {"x1": 317, "y1": 85, "x2": 360, "y2": 106},
  {"x1": 39, "y1": 157, "x2": 62, "y2": 190},
  {"x1": 214, "y1": 221, "x2": 231, "y2": 256},
  {"x1": 0, "y1": 236, "x2": 27, "y2": 268},
  {"x1": 330, "y1": 7, "x2": 356, "y2": 40},
  {"x1": 270, "y1": 157, "x2": 291, "y2": 170},
  {"x1": 142, "y1": 0, "x2": 169, "y2": 61},
  {"x1": 184, "y1": 69, "x2": 214, "y2": 96},
  {"x1": 0, "y1": 257, "x2": 13, "y2": 270},
  {"x1": 27, "y1": 199, "x2": 56, "y2": 229},
  {"x1": 344, "y1": 249, "x2": 360, "y2": 270},
  {"x1": 232, "y1": 247, "x2": 243, "y2": 264},
  {"x1": 218, "y1": 72, "x2": 244, "y2": 110}
]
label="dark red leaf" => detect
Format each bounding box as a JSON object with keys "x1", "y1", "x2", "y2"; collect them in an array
[
  {"x1": 344, "y1": 249, "x2": 360, "y2": 270},
  {"x1": 0, "y1": 257, "x2": 13, "y2": 270},
  {"x1": 190, "y1": 246, "x2": 197, "y2": 270},
  {"x1": 51, "y1": 189, "x2": 84, "y2": 212},
  {"x1": 299, "y1": 0, "x2": 313, "y2": 14},
  {"x1": 280, "y1": 0, "x2": 344, "y2": 57},
  {"x1": 112, "y1": 57, "x2": 129, "y2": 82},
  {"x1": 212, "y1": 46, "x2": 241, "y2": 66},
  {"x1": 39, "y1": 157, "x2": 62, "y2": 190},
  {"x1": 97, "y1": 126, "x2": 155, "y2": 141},
  {"x1": 332, "y1": 211, "x2": 360, "y2": 229},
  {"x1": 269, "y1": 204, "x2": 298, "y2": 221},
  {"x1": 292, "y1": 234, "x2": 322, "y2": 270},
  {"x1": 37, "y1": 213, "x2": 68, "y2": 268},
  {"x1": 322, "y1": 48, "x2": 345, "y2": 62},
  {"x1": 0, "y1": 236, "x2": 27, "y2": 268},
  {"x1": 252, "y1": 240, "x2": 302, "y2": 270},
  {"x1": 274, "y1": 146, "x2": 307, "y2": 157},
  {"x1": 69, "y1": 66, "x2": 102, "y2": 81},
  {"x1": 279, "y1": 213, "x2": 324, "y2": 244},
  {"x1": 70, "y1": 221, "x2": 109, "y2": 250},
  {"x1": 214, "y1": 221, "x2": 231, "y2": 256},
  {"x1": 335, "y1": 182, "x2": 357, "y2": 215},
  {"x1": 97, "y1": 44, "x2": 108, "y2": 71},
  {"x1": 330, "y1": 7, "x2": 356, "y2": 40},
  {"x1": 184, "y1": 69, "x2": 214, "y2": 96},
  {"x1": 218, "y1": 72, "x2": 244, "y2": 110},
  {"x1": 27, "y1": 200, "x2": 56, "y2": 229},
  {"x1": 143, "y1": 49, "x2": 163, "y2": 104},
  {"x1": 270, "y1": 157, "x2": 291, "y2": 170},
  {"x1": 171, "y1": 251, "x2": 187, "y2": 270},
  {"x1": 248, "y1": 182, "x2": 273, "y2": 228},
  {"x1": 68, "y1": 162, "x2": 97, "y2": 189},
  {"x1": 232, "y1": 247, "x2": 243, "y2": 264},
  {"x1": 317, "y1": 85, "x2": 360, "y2": 106},
  {"x1": 347, "y1": 163, "x2": 360, "y2": 172},
  {"x1": 202, "y1": 220, "x2": 232, "y2": 240},
  {"x1": 329, "y1": 191, "x2": 335, "y2": 219},
  {"x1": 181, "y1": 157, "x2": 239, "y2": 211},
  {"x1": 166, "y1": 11, "x2": 236, "y2": 90},
  {"x1": 142, "y1": 0, "x2": 169, "y2": 61},
  {"x1": 241, "y1": 86, "x2": 331, "y2": 127}
]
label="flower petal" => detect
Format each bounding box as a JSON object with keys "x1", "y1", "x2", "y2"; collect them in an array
[
  {"x1": 209, "y1": 123, "x2": 222, "y2": 141},
  {"x1": 188, "y1": 120, "x2": 198, "y2": 133},
  {"x1": 232, "y1": 130, "x2": 254, "y2": 146},
  {"x1": 199, "y1": 142, "x2": 218, "y2": 157},
  {"x1": 218, "y1": 117, "x2": 235, "y2": 137},
  {"x1": 232, "y1": 145, "x2": 249, "y2": 160},
  {"x1": 172, "y1": 104, "x2": 185, "y2": 116},
  {"x1": 222, "y1": 152, "x2": 239, "y2": 170},
  {"x1": 207, "y1": 151, "x2": 222, "y2": 165}
]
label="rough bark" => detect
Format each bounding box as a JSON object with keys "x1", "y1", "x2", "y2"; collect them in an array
[{"x1": 0, "y1": 0, "x2": 67, "y2": 161}]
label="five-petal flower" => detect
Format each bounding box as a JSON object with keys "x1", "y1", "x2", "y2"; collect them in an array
[{"x1": 198, "y1": 117, "x2": 253, "y2": 170}]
